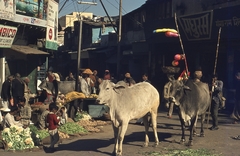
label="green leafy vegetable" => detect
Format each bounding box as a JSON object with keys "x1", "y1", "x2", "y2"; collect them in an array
[
  {"x1": 59, "y1": 122, "x2": 87, "y2": 134},
  {"x1": 29, "y1": 125, "x2": 49, "y2": 140}
]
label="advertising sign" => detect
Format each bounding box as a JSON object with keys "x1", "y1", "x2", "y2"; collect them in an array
[
  {"x1": 14, "y1": 14, "x2": 47, "y2": 27},
  {"x1": 45, "y1": 0, "x2": 58, "y2": 50},
  {"x1": 0, "y1": 0, "x2": 15, "y2": 20},
  {"x1": 14, "y1": 0, "x2": 47, "y2": 27},
  {"x1": 0, "y1": 25, "x2": 18, "y2": 48},
  {"x1": 16, "y1": 0, "x2": 47, "y2": 20},
  {"x1": 178, "y1": 11, "x2": 213, "y2": 41}
]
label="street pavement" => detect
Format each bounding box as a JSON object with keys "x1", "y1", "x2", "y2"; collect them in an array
[{"x1": 0, "y1": 110, "x2": 240, "y2": 156}]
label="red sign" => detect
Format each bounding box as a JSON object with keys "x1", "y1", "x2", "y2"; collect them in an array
[
  {"x1": 0, "y1": 25, "x2": 18, "y2": 48},
  {"x1": 0, "y1": 27, "x2": 17, "y2": 38},
  {"x1": 49, "y1": 28, "x2": 52, "y2": 40}
]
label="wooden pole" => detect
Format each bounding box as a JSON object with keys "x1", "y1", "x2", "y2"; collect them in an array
[
  {"x1": 117, "y1": 0, "x2": 122, "y2": 79},
  {"x1": 75, "y1": 1, "x2": 97, "y2": 91},
  {"x1": 206, "y1": 27, "x2": 222, "y2": 128},
  {"x1": 75, "y1": 17, "x2": 83, "y2": 92},
  {"x1": 213, "y1": 27, "x2": 222, "y2": 75},
  {"x1": 174, "y1": 13, "x2": 189, "y2": 75}
]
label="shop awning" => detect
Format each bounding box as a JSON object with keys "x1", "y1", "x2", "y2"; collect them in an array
[
  {"x1": 9, "y1": 45, "x2": 49, "y2": 55},
  {"x1": 68, "y1": 50, "x2": 89, "y2": 59}
]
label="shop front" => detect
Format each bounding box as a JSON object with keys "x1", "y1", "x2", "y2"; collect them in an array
[{"x1": 144, "y1": 5, "x2": 240, "y2": 89}]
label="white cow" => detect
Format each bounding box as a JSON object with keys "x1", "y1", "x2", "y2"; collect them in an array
[{"x1": 96, "y1": 80, "x2": 160, "y2": 156}]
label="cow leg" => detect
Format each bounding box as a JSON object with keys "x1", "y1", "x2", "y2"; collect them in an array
[
  {"x1": 150, "y1": 110, "x2": 159, "y2": 147},
  {"x1": 200, "y1": 113, "x2": 206, "y2": 137},
  {"x1": 187, "y1": 116, "x2": 197, "y2": 146},
  {"x1": 178, "y1": 113, "x2": 186, "y2": 144},
  {"x1": 116, "y1": 121, "x2": 129, "y2": 156},
  {"x1": 142, "y1": 114, "x2": 149, "y2": 147},
  {"x1": 112, "y1": 122, "x2": 119, "y2": 155},
  {"x1": 193, "y1": 115, "x2": 198, "y2": 136}
]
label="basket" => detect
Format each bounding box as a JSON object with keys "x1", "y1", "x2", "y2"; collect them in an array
[
  {"x1": 162, "y1": 66, "x2": 180, "y2": 74},
  {"x1": 103, "y1": 113, "x2": 111, "y2": 121}
]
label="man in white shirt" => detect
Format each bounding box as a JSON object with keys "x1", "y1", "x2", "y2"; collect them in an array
[
  {"x1": 3, "y1": 106, "x2": 23, "y2": 129},
  {"x1": 0, "y1": 107, "x2": 11, "y2": 125},
  {"x1": 80, "y1": 76, "x2": 91, "y2": 97}
]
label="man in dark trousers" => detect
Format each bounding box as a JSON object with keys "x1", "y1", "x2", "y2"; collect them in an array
[
  {"x1": 1, "y1": 75, "x2": 14, "y2": 108},
  {"x1": 210, "y1": 73, "x2": 223, "y2": 130},
  {"x1": 11, "y1": 73, "x2": 24, "y2": 107}
]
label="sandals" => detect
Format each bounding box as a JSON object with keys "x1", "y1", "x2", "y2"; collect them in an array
[{"x1": 232, "y1": 135, "x2": 240, "y2": 140}]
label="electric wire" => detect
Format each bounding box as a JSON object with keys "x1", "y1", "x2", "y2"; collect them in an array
[
  {"x1": 107, "y1": 0, "x2": 143, "y2": 28},
  {"x1": 59, "y1": 0, "x2": 143, "y2": 28},
  {"x1": 62, "y1": 1, "x2": 93, "y2": 28}
]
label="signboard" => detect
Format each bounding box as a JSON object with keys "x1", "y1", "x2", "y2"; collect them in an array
[
  {"x1": 14, "y1": 0, "x2": 47, "y2": 27},
  {"x1": 0, "y1": 0, "x2": 15, "y2": 20},
  {"x1": 0, "y1": 25, "x2": 17, "y2": 48},
  {"x1": 14, "y1": 14, "x2": 47, "y2": 27},
  {"x1": 16, "y1": 0, "x2": 47, "y2": 20},
  {"x1": 45, "y1": 0, "x2": 58, "y2": 50},
  {"x1": 178, "y1": 11, "x2": 213, "y2": 41}
]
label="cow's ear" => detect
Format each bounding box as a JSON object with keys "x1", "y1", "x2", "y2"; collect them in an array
[
  {"x1": 114, "y1": 85, "x2": 125, "y2": 89},
  {"x1": 167, "y1": 74, "x2": 175, "y2": 81},
  {"x1": 115, "y1": 81, "x2": 127, "y2": 89},
  {"x1": 183, "y1": 85, "x2": 191, "y2": 90},
  {"x1": 113, "y1": 85, "x2": 125, "y2": 94}
]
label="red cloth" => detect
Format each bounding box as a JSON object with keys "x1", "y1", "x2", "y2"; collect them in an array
[
  {"x1": 178, "y1": 70, "x2": 190, "y2": 80},
  {"x1": 47, "y1": 113, "x2": 59, "y2": 130}
]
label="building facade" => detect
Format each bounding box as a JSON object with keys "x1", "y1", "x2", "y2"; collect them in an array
[
  {"x1": 59, "y1": 12, "x2": 93, "y2": 29},
  {"x1": 0, "y1": 0, "x2": 59, "y2": 93}
]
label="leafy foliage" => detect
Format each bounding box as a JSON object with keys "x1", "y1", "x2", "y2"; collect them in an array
[
  {"x1": 59, "y1": 122, "x2": 87, "y2": 135},
  {"x1": 29, "y1": 125, "x2": 49, "y2": 140}
]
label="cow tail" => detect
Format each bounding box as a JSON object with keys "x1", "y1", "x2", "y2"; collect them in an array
[{"x1": 53, "y1": 80, "x2": 58, "y2": 103}]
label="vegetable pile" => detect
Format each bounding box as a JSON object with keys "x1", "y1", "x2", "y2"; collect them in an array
[
  {"x1": 29, "y1": 125, "x2": 49, "y2": 140},
  {"x1": 78, "y1": 120, "x2": 109, "y2": 132},
  {"x1": 74, "y1": 111, "x2": 91, "y2": 122},
  {"x1": 59, "y1": 122, "x2": 87, "y2": 135},
  {"x1": 59, "y1": 131, "x2": 70, "y2": 139},
  {"x1": 1, "y1": 126, "x2": 34, "y2": 151}
]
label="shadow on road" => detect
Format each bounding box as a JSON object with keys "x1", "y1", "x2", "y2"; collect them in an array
[
  {"x1": 47, "y1": 131, "x2": 173, "y2": 154},
  {"x1": 56, "y1": 138, "x2": 114, "y2": 155}
]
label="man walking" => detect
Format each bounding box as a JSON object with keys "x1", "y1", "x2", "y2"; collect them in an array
[{"x1": 210, "y1": 73, "x2": 223, "y2": 130}]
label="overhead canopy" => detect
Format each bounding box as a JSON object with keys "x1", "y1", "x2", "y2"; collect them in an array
[
  {"x1": 68, "y1": 50, "x2": 89, "y2": 59},
  {"x1": 9, "y1": 45, "x2": 49, "y2": 55}
]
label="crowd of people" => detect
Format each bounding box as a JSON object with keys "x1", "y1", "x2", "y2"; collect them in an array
[
  {"x1": 0, "y1": 68, "x2": 152, "y2": 151},
  {"x1": 0, "y1": 73, "x2": 34, "y2": 129},
  {"x1": 1, "y1": 66, "x2": 240, "y2": 151}
]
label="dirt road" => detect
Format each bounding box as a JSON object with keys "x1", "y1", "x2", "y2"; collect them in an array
[{"x1": 0, "y1": 110, "x2": 239, "y2": 156}]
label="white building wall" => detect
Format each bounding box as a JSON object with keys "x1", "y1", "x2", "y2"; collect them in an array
[
  {"x1": 0, "y1": 56, "x2": 5, "y2": 95},
  {"x1": 59, "y1": 12, "x2": 93, "y2": 28}
]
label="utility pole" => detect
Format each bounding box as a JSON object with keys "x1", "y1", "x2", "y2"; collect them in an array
[
  {"x1": 75, "y1": 16, "x2": 83, "y2": 91},
  {"x1": 117, "y1": 0, "x2": 122, "y2": 79},
  {"x1": 75, "y1": 1, "x2": 97, "y2": 91}
]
